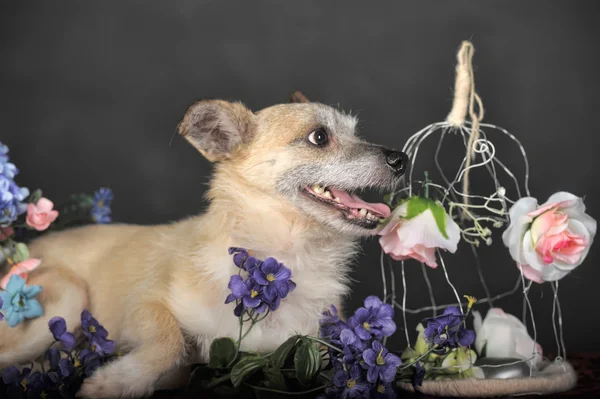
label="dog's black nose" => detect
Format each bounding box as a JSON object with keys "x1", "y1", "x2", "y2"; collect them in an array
[{"x1": 383, "y1": 149, "x2": 408, "y2": 175}]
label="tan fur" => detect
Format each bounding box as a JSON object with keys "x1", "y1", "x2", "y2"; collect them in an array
[{"x1": 0, "y1": 99, "x2": 401, "y2": 398}]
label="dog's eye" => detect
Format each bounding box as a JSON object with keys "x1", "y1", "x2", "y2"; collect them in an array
[{"x1": 308, "y1": 128, "x2": 329, "y2": 146}]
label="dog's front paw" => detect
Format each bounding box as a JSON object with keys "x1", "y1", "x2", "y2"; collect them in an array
[{"x1": 77, "y1": 363, "x2": 154, "y2": 398}]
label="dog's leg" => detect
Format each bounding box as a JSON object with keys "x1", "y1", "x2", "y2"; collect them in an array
[
  {"x1": 77, "y1": 302, "x2": 185, "y2": 398},
  {"x1": 0, "y1": 267, "x2": 88, "y2": 367}
]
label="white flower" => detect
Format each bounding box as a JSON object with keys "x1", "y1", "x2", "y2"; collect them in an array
[
  {"x1": 379, "y1": 197, "x2": 461, "y2": 268},
  {"x1": 502, "y1": 192, "x2": 596, "y2": 283},
  {"x1": 473, "y1": 308, "x2": 542, "y2": 368}
]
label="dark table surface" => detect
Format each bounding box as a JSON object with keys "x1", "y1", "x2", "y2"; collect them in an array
[{"x1": 152, "y1": 353, "x2": 600, "y2": 398}]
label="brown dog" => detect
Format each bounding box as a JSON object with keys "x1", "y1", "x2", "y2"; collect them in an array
[{"x1": 0, "y1": 95, "x2": 407, "y2": 397}]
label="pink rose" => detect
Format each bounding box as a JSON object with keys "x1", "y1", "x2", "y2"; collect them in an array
[
  {"x1": 0, "y1": 258, "x2": 41, "y2": 290},
  {"x1": 379, "y1": 197, "x2": 461, "y2": 268},
  {"x1": 502, "y1": 192, "x2": 596, "y2": 283},
  {"x1": 26, "y1": 197, "x2": 59, "y2": 231}
]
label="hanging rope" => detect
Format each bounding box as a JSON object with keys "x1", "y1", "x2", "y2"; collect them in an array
[{"x1": 446, "y1": 41, "x2": 485, "y2": 210}]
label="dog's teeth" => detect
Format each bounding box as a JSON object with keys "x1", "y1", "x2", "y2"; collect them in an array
[
  {"x1": 367, "y1": 212, "x2": 374, "y2": 219},
  {"x1": 334, "y1": 197, "x2": 341, "y2": 203},
  {"x1": 359, "y1": 209, "x2": 367, "y2": 216},
  {"x1": 324, "y1": 191, "x2": 332, "y2": 199},
  {"x1": 312, "y1": 185, "x2": 324, "y2": 194}
]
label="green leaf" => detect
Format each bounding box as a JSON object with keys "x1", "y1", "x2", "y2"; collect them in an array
[
  {"x1": 13, "y1": 243, "x2": 30, "y2": 263},
  {"x1": 208, "y1": 337, "x2": 238, "y2": 369},
  {"x1": 294, "y1": 339, "x2": 322, "y2": 385},
  {"x1": 264, "y1": 368, "x2": 287, "y2": 391},
  {"x1": 28, "y1": 189, "x2": 43, "y2": 204},
  {"x1": 405, "y1": 197, "x2": 429, "y2": 219},
  {"x1": 405, "y1": 197, "x2": 449, "y2": 239},
  {"x1": 270, "y1": 335, "x2": 301, "y2": 370},
  {"x1": 428, "y1": 201, "x2": 449, "y2": 239},
  {"x1": 230, "y1": 356, "x2": 267, "y2": 387},
  {"x1": 186, "y1": 364, "x2": 215, "y2": 394}
]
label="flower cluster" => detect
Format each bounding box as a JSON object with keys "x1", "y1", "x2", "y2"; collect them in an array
[
  {"x1": 225, "y1": 248, "x2": 296, "y2": 317},
  {"x1": 2, "y1": 310, "x2": 115, "y2": 399},
  {"x1": 0, "y1": 142, "x2": 29, "y2": 227},
  {"x1": 423, "y1": 307, "x2": 475, "y2": 352},
  {"x1": 319, "y1": 296, "x2": 402, "y2": 398},
  {"x1": 90, "y1": 188, "x2": 113, "y2": 224}
]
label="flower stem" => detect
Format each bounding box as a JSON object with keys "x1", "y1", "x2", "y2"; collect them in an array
[
  {"x1": 204, "y1": 373, "x2": 232, "y2": 389},
  {"x1": 399, "y1": 346, "x2": 438, "y2": 370},
  {"x1": 227, "y1": 315, "x2": 245, "y2": 369},
  {"x1": 246, "y1": 383, "x2": 330, "y2": 395}
]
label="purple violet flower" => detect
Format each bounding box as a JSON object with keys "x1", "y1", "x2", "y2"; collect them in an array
[
  {"x1": 253, "y1": 257, "x2": 296, "y2": 301},
  {"x1": 2, "y1": 366, "x2": 30, "y2": 398},
  {"x1": 372, "y1": 381, "x2": 396, "y2": 399},
  {"x1": 423, "y1": 306, "x2": 474, "y2": 350},
  {"x1": 412, "y1": 361, "x2": 426, "y2": 391},
  {"x1": 330, "y1": 364, "x2": 370, "y2": 399},
  {"x1": 340, "y1": 329, "x2": 366, "y2": 366},
  {"x1": 225, "y1": 275, "x2": 268, "y2": 316},
  {"x1": 362, "y1": 340, "x2": 402, "y2": 383},
  {"x1": 319, "y1": 305, "x2": 348, "y2": 346},
  {"x1": 81, "y1": 310, "x2": 115, "y2": 356},
  {"x1": 228, "y1": 247, "x2": 260, "y2": 273},
  {"x1": 348, "y1": 296, "x2": 396, "y2": 341},
  {"x1": 48, "y1": 316, "x2": 76, "y2": 350}
]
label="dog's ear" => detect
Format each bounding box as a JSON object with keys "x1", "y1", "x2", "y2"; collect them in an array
[
  {"x1": 178, "y1": 100, "x2": 255, "y2": 162},
  {"x1": 289, "y1": 91, "x2": 310, "y2": 103}
]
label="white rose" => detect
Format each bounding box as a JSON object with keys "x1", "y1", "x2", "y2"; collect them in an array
[{"x1": 473, "y1": 308, "x2": 542, "y2": 368}]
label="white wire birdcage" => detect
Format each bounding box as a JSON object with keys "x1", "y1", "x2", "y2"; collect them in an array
[{"x1": 380, "y1": 42, "x2": 569, "y2": 383}]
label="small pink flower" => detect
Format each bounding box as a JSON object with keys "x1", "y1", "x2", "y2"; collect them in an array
[
  {"x1": 379, "y1": 198, "x2": 461, "y2": 268},
  {"x1": 26, "y1": 197, "x2": 59, "y2": 231},
  {"x1": 502, "y1": 192, "x2": 596, "y2": 283},
  {"x1": 0, "y1": 258, "x2": 41, "y2": 290}
]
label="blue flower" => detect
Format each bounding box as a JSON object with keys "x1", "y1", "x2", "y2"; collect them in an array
[
  {"x1": 361, "y1": 340, "x2": 402, "y2": 383},
  {"x1": 348, "y1": 296, "x2": 396, "y2": 341},
  {"x1": 0, "y1": 274, "x2": 43, "y2": 327},
  {"x1": 90, "y1": 188, "x2": 113, "y2": 223},
  {"x1": 228, "y1": 247, "x2": 260, "y2": 273},
  {"x1": 81, "y1": 309, "x2": 115, "y2": 356},
  {"x1": 0, "y1": 142, "x2": 18, "y2": 179},
  {"x1": 423, "y1": 306, "x2": 474, "y2": 350},
  {"x1": 0, "y1": 175, "x2": 29, "y2": 227},
  {"x1": 253, "y1": 257, "x2": 296, "y2": 301},
  {"x1": 225, "y1": 275, "x2": 268, "y2": 316},
  {"x1": 49, "y1": 316, "x2": 76, "y2": 350}
]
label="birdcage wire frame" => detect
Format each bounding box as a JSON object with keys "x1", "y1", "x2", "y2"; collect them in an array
[{"x1": 380, "y1": 117, "x2": 569, "y2": 378}]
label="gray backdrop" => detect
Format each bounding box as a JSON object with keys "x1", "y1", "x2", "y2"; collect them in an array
[{"x1": 1, "y1": 1, "x2": 598, "y2": 353}]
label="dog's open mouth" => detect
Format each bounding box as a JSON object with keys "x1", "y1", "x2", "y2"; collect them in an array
[{"x1": 304, "y1": 184, "x2": 391, "y2": 229}]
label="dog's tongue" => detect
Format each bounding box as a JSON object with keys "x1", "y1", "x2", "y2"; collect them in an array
[{"x1": 329, "y1": 188, "x2": 391, "y2": 218}]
